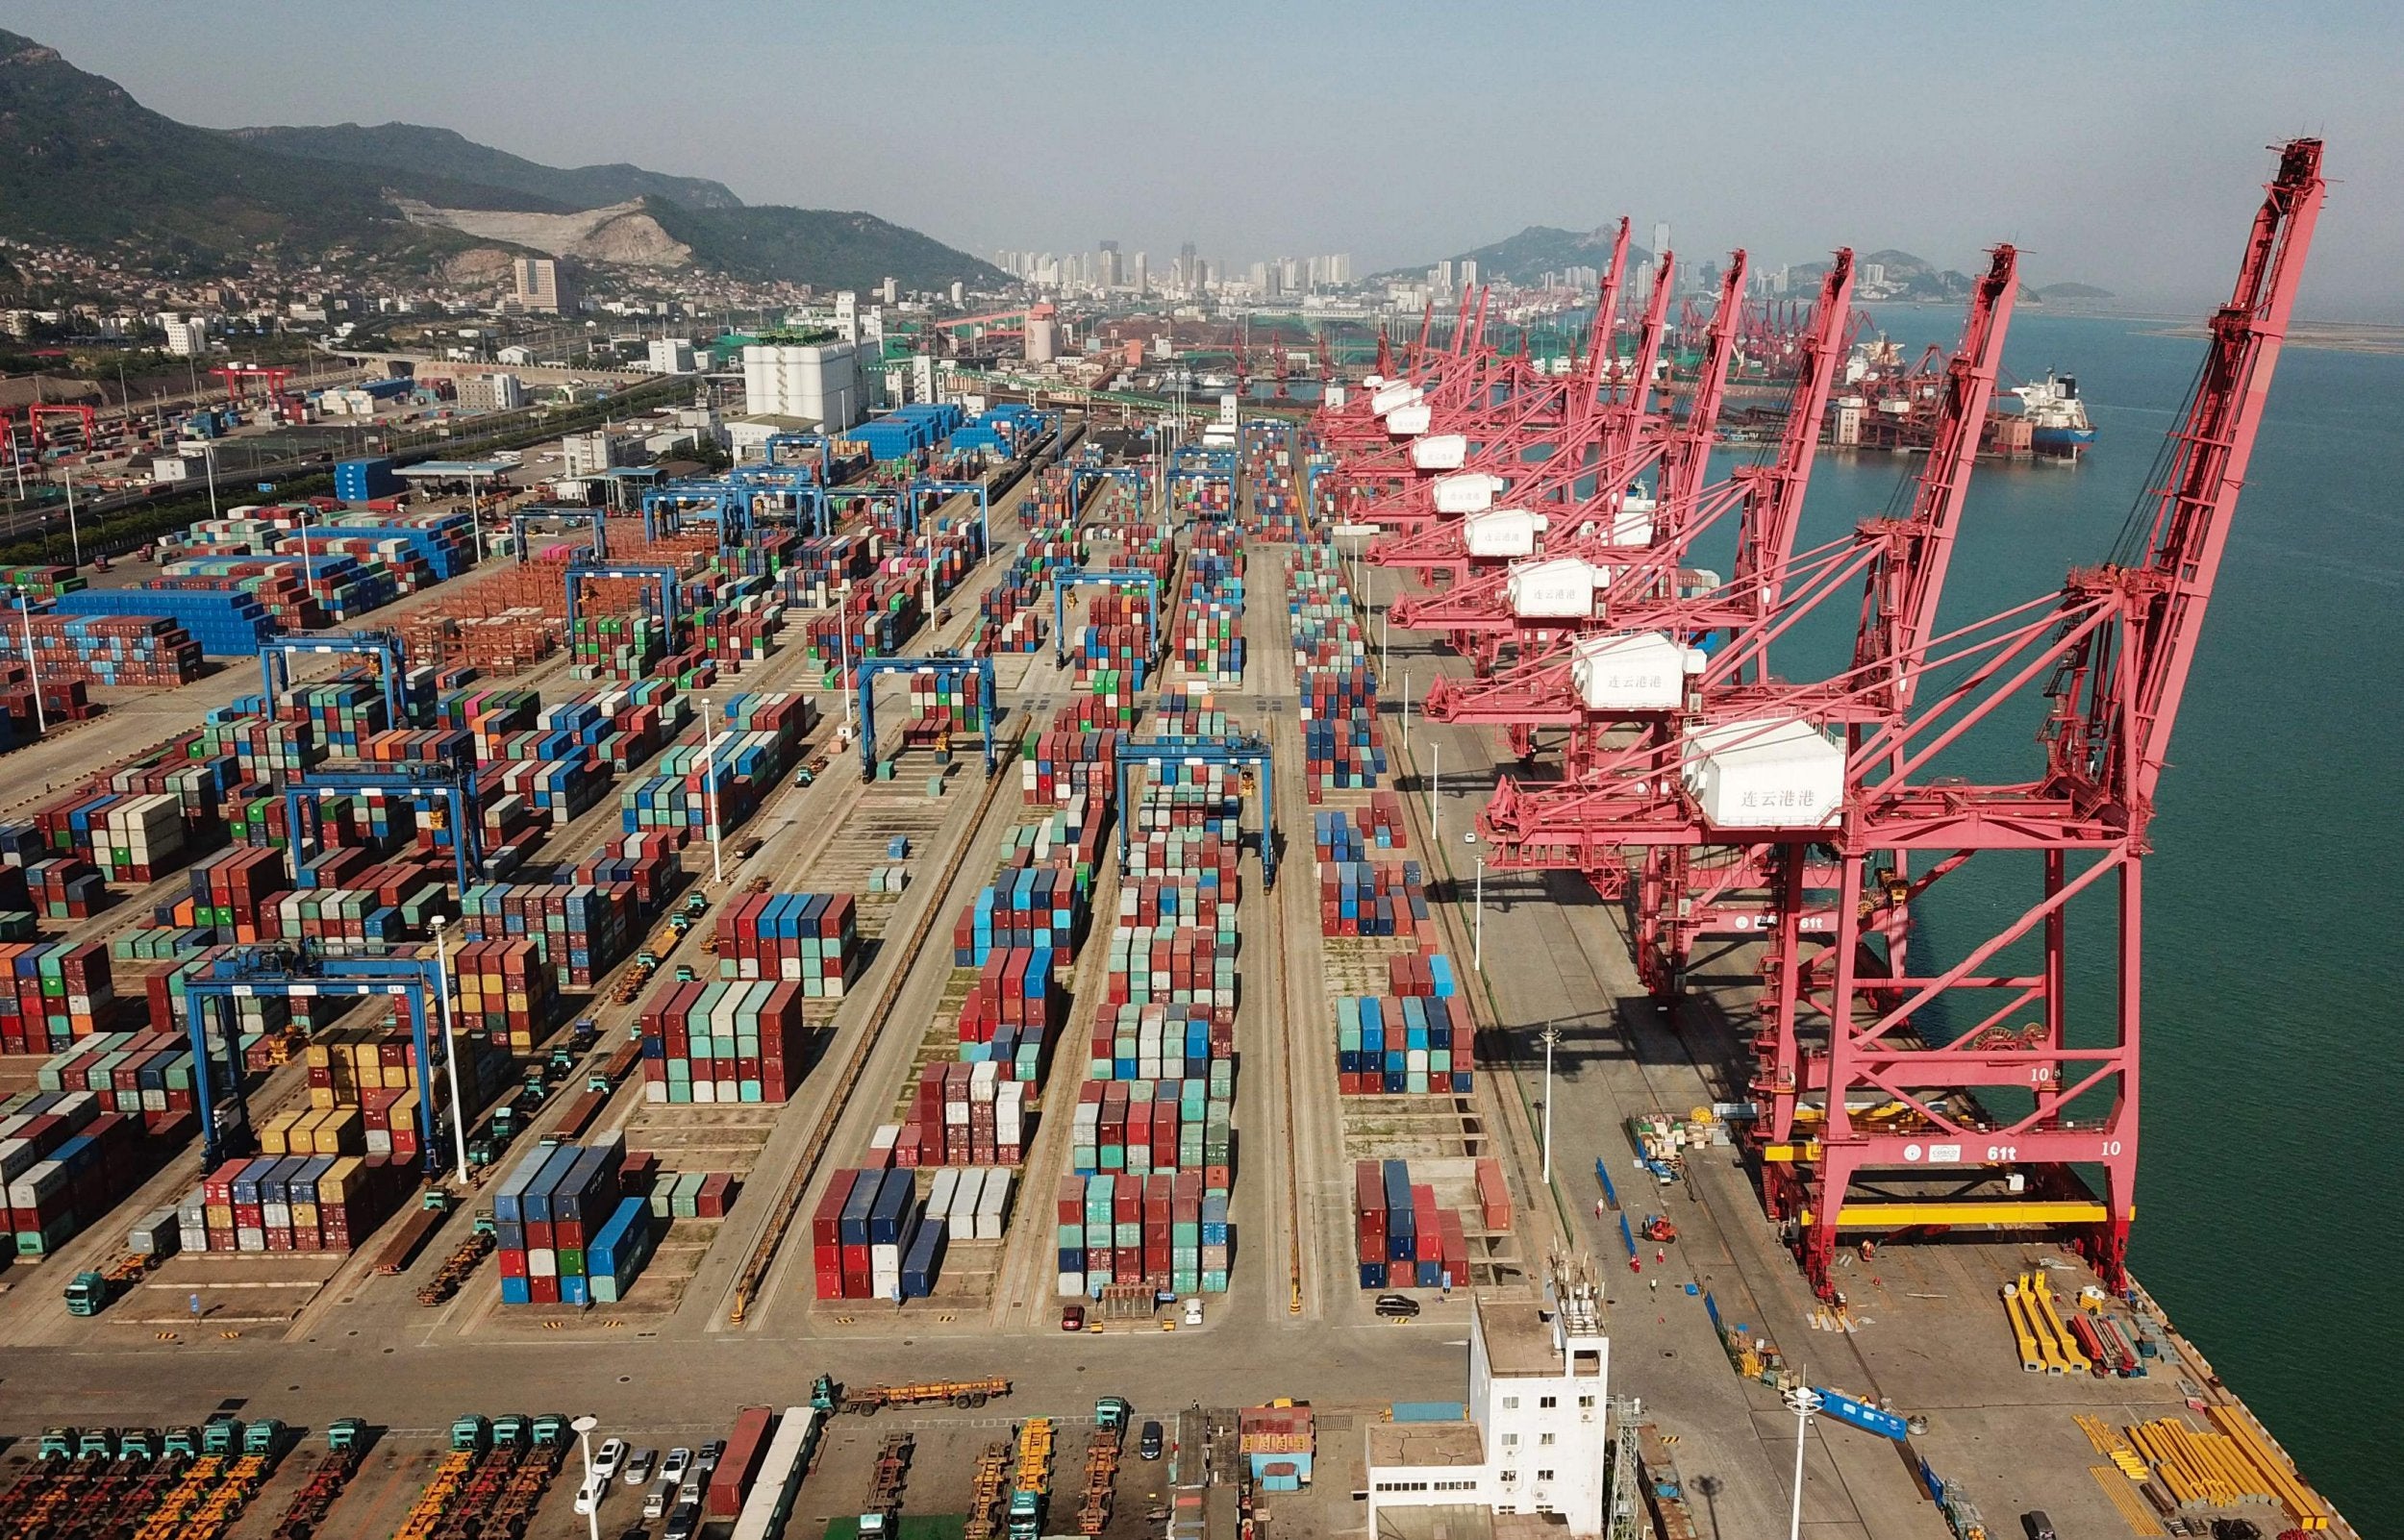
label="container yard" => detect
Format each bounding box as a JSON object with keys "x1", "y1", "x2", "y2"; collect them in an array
[{"x1": 0, "y1": 137, "x2": 2362, "y2": 1540}]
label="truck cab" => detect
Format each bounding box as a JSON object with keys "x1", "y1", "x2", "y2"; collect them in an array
[
  {"x1": 200, "y1": 1418, "x2": 243, "y2": 1458},
  {"x1": 326, "y1": 1419, "x2": 366, "y2": 1454},
  {"x1": 242, "y1": 1420, "x2": 286, "y2": 1457},
  {"x1": 62, "y1": 1272, "x2": 111, "y2": 1316},
  {"x1": 1007, "y1": 1489, "x2": 1043, "y2": 1540},
  {"x1": 1093, "y1": 1398, "x2": 1131, "y2": 1435},
  {"x1": 449, "y1": 1415, "x2": 491, "y2": 1453},
  {"x1": 78, "y1": 1429, "x2": 117, "y2": 1461},
  {"x1": 161, "y1": 1428, "x2": 201, "y2": 1461},
  {"x1": 38, "y1": 1429, "x2": 79, "y2": 1462}
]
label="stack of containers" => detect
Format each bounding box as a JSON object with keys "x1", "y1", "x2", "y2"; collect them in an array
[
  {"x1": 901, "y1": 1062, "x2": 1028, "y2": 1166},
  {"x1": 1289, "y1": 548, "x2": 1388, "y2": 797},
  {"x1": 1177, "y1": 528, "x2": 1247, "y2": 683},
  {"x1": 924, "y1": 1164, "x2": 1014, "y2": 1240},
  {"x1": 492, "y1": 1134, "x2": 640, "y2": 1305},
  {"x1": 0, "y1": 614, "x2": 207, "y2": 686},
  {"x1": 714, "y1": 893, "x2": 859, "y2": 998},
  {"x1": 1102, "y1": 883, "x2": 1237, "y2": 1008},
  {"x1": 637, "y1": 979, "x2": 814, "y2": 1103},
  {"x1": 302, "y1": 1017, "x2": 503, "y2": 1162},
  {"x1": 954, "y1": 868, "x2": 1084, "y2": 966},
  {"x1": 181, "y1": 840, "x2": 289, "y2": 936},
  {"x1": 907, "y1": 669, "x2": 987, "y2": 753},
  {"x1": 2, "y1": 1092, "x2": 169, "y2": 1256},
  {"x1": 810, "y1": 1167, "x2": 930, "y2": 1301},
  {"x1": 24, "y1": 857, "x2": 109, "y2": 920},
  {"x1": 1074, "y1": 591, "x2": 1155, "y2": 694},
  {"x1": 1019, "y1": 720, "x2": 1117, "y2": 807},
  {"x1": 1333, "y1": 993, "x2": 1468, "y2": 1096},
  {"x1": 782, "y1": 534, "x2": 880, "y2": 608},
  {"x1": 48, "y1": 587, "x2": 277, "y2": 657},
  {"x1": 574, "y1": 831, "x2": 692, "y2": 918},
  {"x1": 181, "y1": 1150, "x2": 408, "y2": 1254},
  {"x1": 953, "y1": 947, "x2": 1059, "y2": 1083},
  {"x1": 644, "y1": 1170, "x2": 739, "y2": 1221},
  {"x1": 35, "y1": 1031, "x2": 199, "y2": 1120},
  {"x1": 1352, "y1": 1159, "x2": 1472, "y2": 1291},
  {"x1": 1314, "y1": 825, "x2": 1433, "y2": 939},
  {"x1": 1054, "y1": 1171, "x2": 1227, "y2": 1300},
  {"x1": 0, "y1": 941, "x2": 117, "y2": 1055},
  {"x1": 457, "y1": 882, "x2": 639, "y2": 991},
  {"x1": 452, "y1": 939, "x2": 557, "y2": 1052}
]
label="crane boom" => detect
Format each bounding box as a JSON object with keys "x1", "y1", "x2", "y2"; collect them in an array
[{"x1": 2109, "y1": 138, "x2": 2325, "y2": 806}]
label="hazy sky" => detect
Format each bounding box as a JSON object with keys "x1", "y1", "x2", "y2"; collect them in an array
[{"x1": 13, "y1": 0, "x2": 2397, "y2": 315}]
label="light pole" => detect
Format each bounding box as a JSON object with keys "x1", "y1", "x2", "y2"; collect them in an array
[
  {"x1": 202, "y1": 439, "x2": 219, "y2": 520},
  {"x1": 62, "y1": 464, "x2": 80, "y2": 569},
  {"x1": 571, "y1": 1414, "x2": 602, "y2": 1540},
  {"x1": 699, "y1": 695, "x2": 724, "y2": 884},
  {"x1": 1427, "y1": 741, "x2": 1440, "y2": 845},
  {"x1": 1785, "y1": 1383, "x2": 1822, "y2": 1540},
  {"x1": 1474, "y1": 847, "x2": 1486, "y2": 973},
  {"x1": 14, "y1": 592, "x2": 44, "y2": 734},
  {"x1": 1540, "y1": 1022, "x2": 1559, "y2": 1184},
  {"x1": 430, "y1": 916, "x2": 471, "y2": 1179}
]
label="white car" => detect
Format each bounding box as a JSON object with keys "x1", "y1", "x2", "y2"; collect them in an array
[
  {"x1": 1183, "y1": 1297, "x2": 1205, "y2": 1327},
  {"x1": 591, "y1": 1436, "x2": 628, "y2": 1482},
  {"x1": 572, "y1": 1477, "x2": 606, "y2": 1516},
  {"x1": 660, "y1": 1448, "x2": 693, "y2": 1485}
]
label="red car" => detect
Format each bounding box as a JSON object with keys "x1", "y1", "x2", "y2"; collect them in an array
[{"x1": 1061, "y1": 1305, "x2": 1086, "y2": 1332}]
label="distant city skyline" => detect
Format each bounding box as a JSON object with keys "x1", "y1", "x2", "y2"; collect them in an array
[{"x1": 10, "y1": 0, "x2": 2399, "y2": 315}]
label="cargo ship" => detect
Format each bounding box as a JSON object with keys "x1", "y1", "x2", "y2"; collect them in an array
[{"x1": 2011, "y1": 370, "x2": 2097, "y2": 458}]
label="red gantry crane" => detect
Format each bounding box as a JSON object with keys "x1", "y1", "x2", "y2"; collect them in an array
[
  {"x1": 1479, "y1": 138, "x2": 2324, "y2": 1294},
  {"x1": 1418, "y1": 250, "x2": 1858, "y2": 766},
  {"x1": 1369, "y1": 246, "x2": 1734, "y2": 584}
]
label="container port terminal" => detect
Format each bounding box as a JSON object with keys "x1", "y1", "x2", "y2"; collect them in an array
[{"x1": 0, "y1": 140, "x2": 2355, "y2": 1540}]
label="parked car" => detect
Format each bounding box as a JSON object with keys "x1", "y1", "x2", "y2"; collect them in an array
[
  {"x1": 591, "y1": 1437, "x2": 628, "y2": 1482},
  {"x1": 695, "y1": 1441, "x2": 725, "y2": 1474},
  {"x1": 664, "y1": 1501, "x2": 701, "y2": 1540},
  {"x1": 623, "y1": 1448, "x2": 656, "y2": 1486},
  {"x1": 572, "y1": 1477, "x2": 606, "y2": 1516},
  {"x1": 1139, "y1": 1422, "x2": 1165, "y2": 1461},
  {"x1": 1374, "y1": 1294, "x2": 1422, "y2": 1319},
  {"x1": 1062, "y1": 1304, "x2": 1087, "y2": 1331},
  {"x1": 660, "y1": 1447, "x2": 692, "y2": 1485}
]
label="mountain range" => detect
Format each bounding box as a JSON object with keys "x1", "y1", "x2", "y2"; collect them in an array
[
  {"x1": 1390, "y1": 225, "x2": 2111, "y2": 304},
  {"x1": 0, "y1": 31, "x2": 1002, "y2": 291}
]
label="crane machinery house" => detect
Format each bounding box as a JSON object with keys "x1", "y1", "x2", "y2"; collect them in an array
[{"x1": 1365, "y1": 1297, "x2": 1609, "y2": 1536}]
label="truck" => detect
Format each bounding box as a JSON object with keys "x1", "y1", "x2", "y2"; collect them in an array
[
  {"x1": 813, "y1": 1373, "x2": 1010, "y2": 1416},
  {"x1": 1078, "y1": 1400, "x2": 1128, "y2": 1534},
  {"x1": 859, "y1": 1430, "x2": 914, "y2": 1536}
]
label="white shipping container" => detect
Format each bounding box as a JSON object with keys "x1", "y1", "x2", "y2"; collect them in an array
[
  {"x1": 1464, "y1": 508, "x2": 1545, "y2": 558},
  {"x1": 1507, "y1": 558, "x2": 1604, "y2": 619},
  {"x1": 1682, "y1": 717, "x2": 1845, "y2": 829},
  {"x1": 1411, "y1": 434, "x2": 1468, "y2": 471},
  {"x1": 973, "y1": 1170, "x2": 1013, "y2": 1241},
  {"x1": 1570, "y1": 633, "x2": 1691, "y2": 711},
  {"x1": 927, "y1": 1166, "x2": 961, "y2": 1220},
  {"x1": 948, "y1": 1168, "x2": 987, "y2": 1227},
  {"x1": 1432, "y1": 470, "x2": 1504, "y2": 514}
]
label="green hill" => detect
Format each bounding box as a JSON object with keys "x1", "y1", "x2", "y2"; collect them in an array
[
  {"x1": 649, "y1": 202, "x2": 1006, "y2": 291},
  {"x1": 228, "y1": 122, "x2": 743, "y2": 212},
  {"x1": 0, "y1": 29, "x2": 500, "y2": 265},
  {"x1": 0, "y1": 30, "x2": 1001, "y2": 290},
  {"x1": 1382, "y1": 225, "x2": 1654, "y2": 286}
]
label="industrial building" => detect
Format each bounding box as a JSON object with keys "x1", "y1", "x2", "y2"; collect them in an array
[
  {"x1": 741, "y1": 340, "x2": 864, "y2": 430},
  {"x1": 1365, "y1": 1297, "x2": 1611, "y2": 1537}
]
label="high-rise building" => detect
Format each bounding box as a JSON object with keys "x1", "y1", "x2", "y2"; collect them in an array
[
  {"x1": 880, "y1": 277, "x2": 898, "y2": 305},
  {"x1": 1099, "y1": 241, "x2": 1122, "y2": 287},
  {"x1": 512, "y1": 257, "x2": 576, "y2": 314},
  {"x1": 646, "y1": 338, "x2": 696, "y2": 375},
  {"x1": 1328, "y1": 253, "x2": 1353, "y2": 285},
  {"x1": 1460, "y1": 260, "x2": 1478, "y2": 289},
  {"x1": 1131, "y1": 252, "x2": 1149, "y2": 293},
  {"x1": 1178, "y1": 241, "x2": 1198, "y2": 290},
  {"x1": 1435, "y1": 260, "x2": 1455, "y2": 291},
  {"x1": 157, "y1": 313, "x2": 207, "y2": 357},
  {"x1": 1650, "y1": 221, "x2": 1671, "y2": 261}
]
